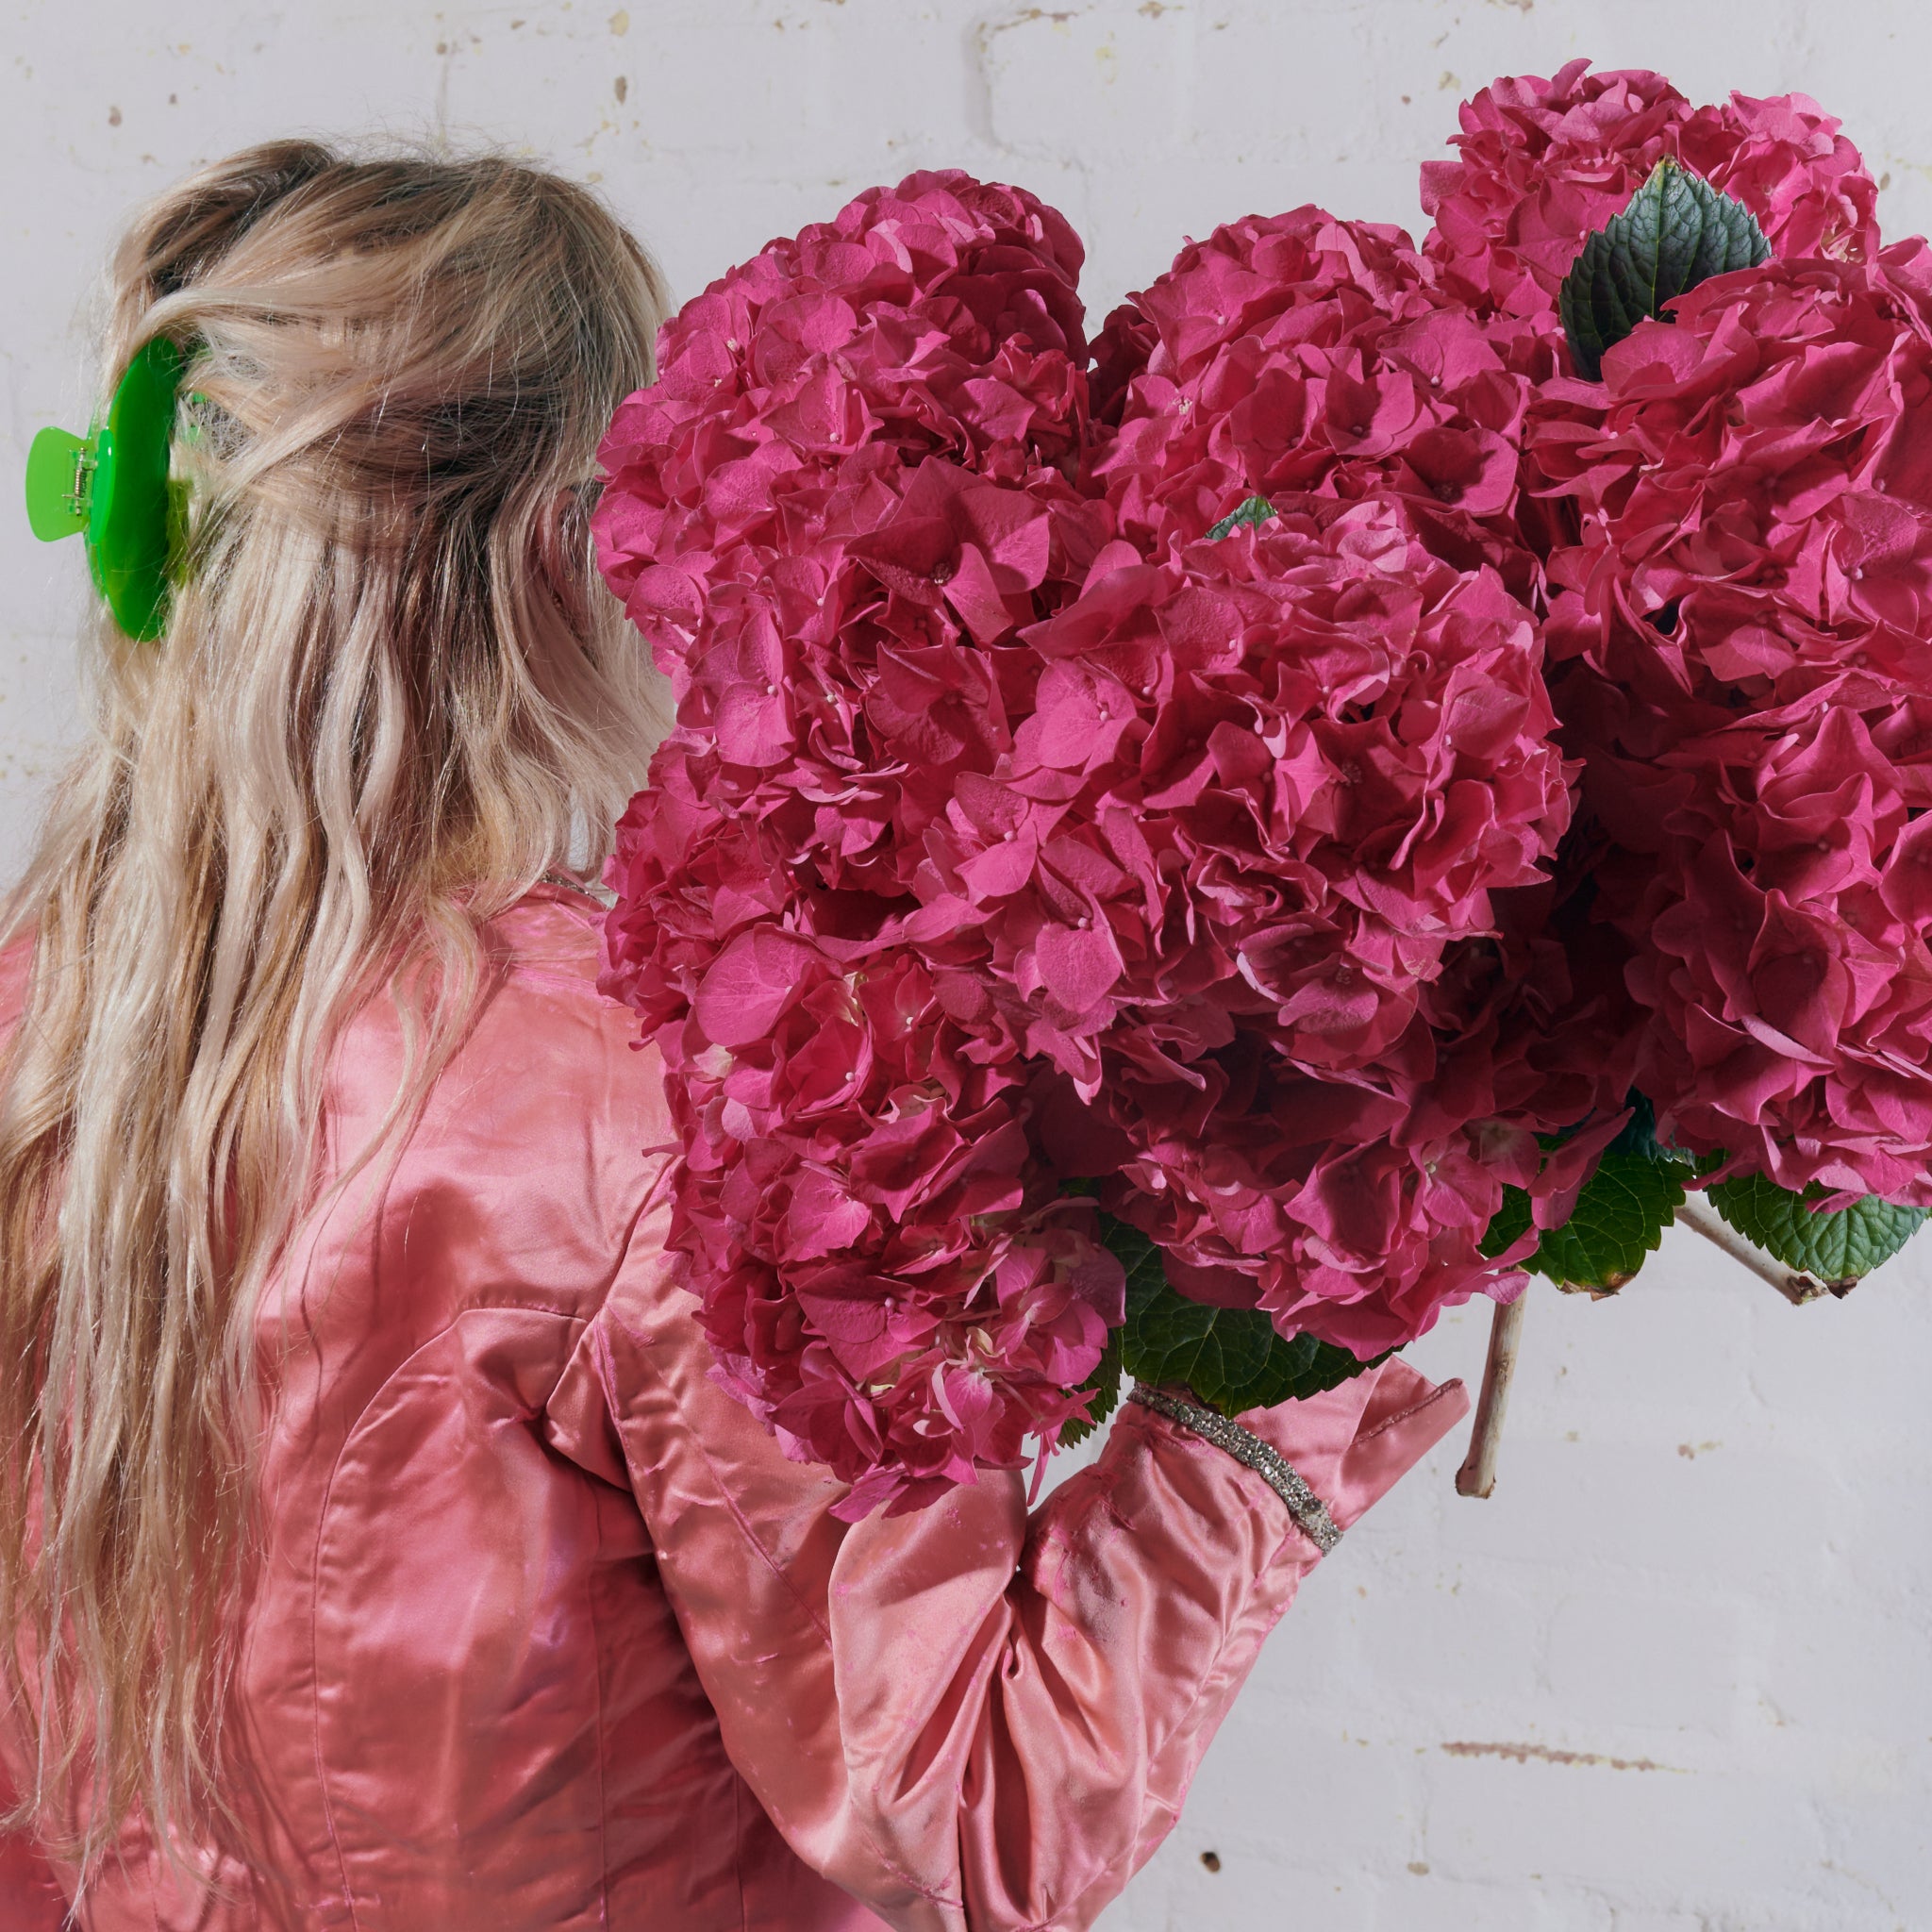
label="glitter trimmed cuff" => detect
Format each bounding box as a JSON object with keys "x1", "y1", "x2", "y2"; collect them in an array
[{"x1": 1126, "y1": 1383, "x2": 1343, "y2": 1555}]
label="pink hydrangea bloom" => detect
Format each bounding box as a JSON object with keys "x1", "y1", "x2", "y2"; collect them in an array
[
  {"x1": 1418, "y1": 66, "x2": 1894, "y2": 1196},
  {"x1": 1056, "y1": 197, "x2": 1592, "y2": 1339},
  {"x1": 1092, "y1": 206, "x2": 1542, "y2": 599},
  {"x1": 933, "y1": 495, "x2": 1577, "y2": 1359},
  {"x1": 1543, "y1": 249, "x2": 1932, "y2": 1205},
  {"x1": 1421, "y1": 60, "x2": 1880, "y2": 365},
  {"x1": 598, "y1": 174, "x2": 1118, "y2": 1514}
]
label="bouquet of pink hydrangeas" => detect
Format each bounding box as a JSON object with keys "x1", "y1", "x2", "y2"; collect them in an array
[{"x1": 593, "y1": 68, "x2": 1932, "y2": 1512}]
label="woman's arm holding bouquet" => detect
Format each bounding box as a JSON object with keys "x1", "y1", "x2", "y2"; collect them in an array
[{"x1": 545, "y1": 1211, "x2": 1465, "y2": 1932}]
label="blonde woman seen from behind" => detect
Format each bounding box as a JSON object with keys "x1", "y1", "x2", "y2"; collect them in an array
[{"x1": 0, "y1": 143, "x2": 1469, "y2": 1930}]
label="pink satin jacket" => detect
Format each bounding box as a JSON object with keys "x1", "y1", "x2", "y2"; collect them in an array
[{"x1": 0, "y1": 887, "x2": 1468, "y2": 1931}]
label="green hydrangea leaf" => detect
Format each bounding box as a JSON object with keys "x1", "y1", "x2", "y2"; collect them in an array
[
  {"x1": 1481, "y1": 1184, "x2": 1533, "y2": 1261},
  {"x1": 1529, "y1": 1149, "x2": 1687, "y2": 1290},
  {"x1": 1706, "y1": 1174, "x2": 1928, "y2": 1287},
  {"x1": 1058, "y1": 1320, "x2": 1121, "y2": 1447},
  {"x1": 1094, "y1": 1211, "x2": 1382, "y2": 1417},
  {"x1": 1603, "y1": 1090, "x2": 1685, "y2": 1166},
  {"x1": 1480, "y1": 1096, "x2": 1691, "y2": 1291},
  {"x1": 1479, "y1": 1093, "x2": 1690, "y2": 1290},
  {"x1": 1206, "y1": 493, "x2": 1277, "y2": 541},
  {"x1": 1559, "y1": 158, "x2": 1771, "y2": 381}
]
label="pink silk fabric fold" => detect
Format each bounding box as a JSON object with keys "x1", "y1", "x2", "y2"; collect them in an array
[{"x1": 0, "y1": 890, "x2": 1467, "y2": 1930}]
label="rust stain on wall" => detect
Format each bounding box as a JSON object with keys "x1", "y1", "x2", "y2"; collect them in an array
[{"x1": 1441, "y1": 1740, "x2": 1682, "y2": 1774}]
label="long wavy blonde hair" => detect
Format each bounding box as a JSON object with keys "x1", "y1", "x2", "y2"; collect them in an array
[{"x1": 0, "y1": 141, "x2": 670, "y2": 1870}]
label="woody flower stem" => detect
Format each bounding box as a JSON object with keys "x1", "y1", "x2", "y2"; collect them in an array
[
  {"x1": 1675, "y1": 1202, "x2": 1829, "y2": 1305},
  {"x1": 1455, "y1": 1292, "x2": 1528, "y2": 1499}
]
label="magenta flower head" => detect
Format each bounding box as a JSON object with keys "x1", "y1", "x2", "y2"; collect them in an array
[
  {"x1": 1021, "y1": 498, "x2": 1580, "y2": 1358},
  {"x1": 1545, "y1": 242, "x2": 1932, "y2": 1208},
  {"x1": 1422, "y1": 60, "x2": 1880, "y2": 362},
  {"x1": 595, "y1": 173, "x2": 1124, "y2": 1516},
  {"x1": 1092, "y1": 205, "x2": 1543, "y2": 598},
  {"x1": 1053, "y1": 210, "x2": 1586, "y2": 1356}
]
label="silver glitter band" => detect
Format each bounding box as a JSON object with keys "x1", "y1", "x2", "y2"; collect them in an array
[{"x1": 1128, "y1": 1384, "x2": 1343, "y2": 1555}]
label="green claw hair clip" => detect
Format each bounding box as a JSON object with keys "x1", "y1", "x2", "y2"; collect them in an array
[{"x1": 25, "y1": 337, "x2": 185, "y2": 641}]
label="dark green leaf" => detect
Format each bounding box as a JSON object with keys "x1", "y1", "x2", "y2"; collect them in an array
[
  {"x1": 1094, "y1": 1212, "x2": 1382, "y2": 1417},
  {"x1": 1606, "y1": 1092, "x2": 1723, "y2": 1180},
  {"x1": 1479, "y1": 1118, "x2": 1686, "y2": 1291},
  {"x1": 1530, "y1": 1149, "x2": 1686, "y2": 1290},
  {"x1": 1058, "y1": 1321, "x2": 1121, "y2": 1447},
  {"x1": 1559, "y1": 159, "x2": 1771, "y2": 381},
  {"x1": 1605, "y1": 1090, "x2": 1689, "y2": 1165},
  {"x1": 1707, "y1": 1174, "x2": 1928, "y2": 1286},
  {"x1": 1206, "y1": 494, "x2": 1277, "y2": 541},
  {"x1": 1479, "y1": 1091, "x2": 1691, "y2": 1289},
  {"x1": 1481, "y1": 1184, "x2": 1533, "y2": 1260}
]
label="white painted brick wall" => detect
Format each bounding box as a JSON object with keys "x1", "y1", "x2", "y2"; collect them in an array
[{"x1": 5, "y1": 3, "x2": 1931, "y2": 1924}]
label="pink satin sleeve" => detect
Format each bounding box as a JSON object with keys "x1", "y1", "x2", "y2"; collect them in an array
[{"x1": 546, "y1": 1217, "x2": 1469, "y2": 1932}]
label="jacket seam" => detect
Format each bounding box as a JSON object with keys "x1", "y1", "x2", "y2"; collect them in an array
[
  {"x1": 308, "y1": 1301, "x2": 590, "y2": 1925},
  {"x1": 732, "y1": 1773, "x2": 749, "y2": 1932},
  {"x1": 1351, "y1": 1376, "x2": 1461, "y2": 1448},
  {"x1": 306, "y1": 1136, "x2": 407, "y2": 1932},
  {"x1": 583, "y1": 1500, "x2": 612, "y2": 1932}
]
